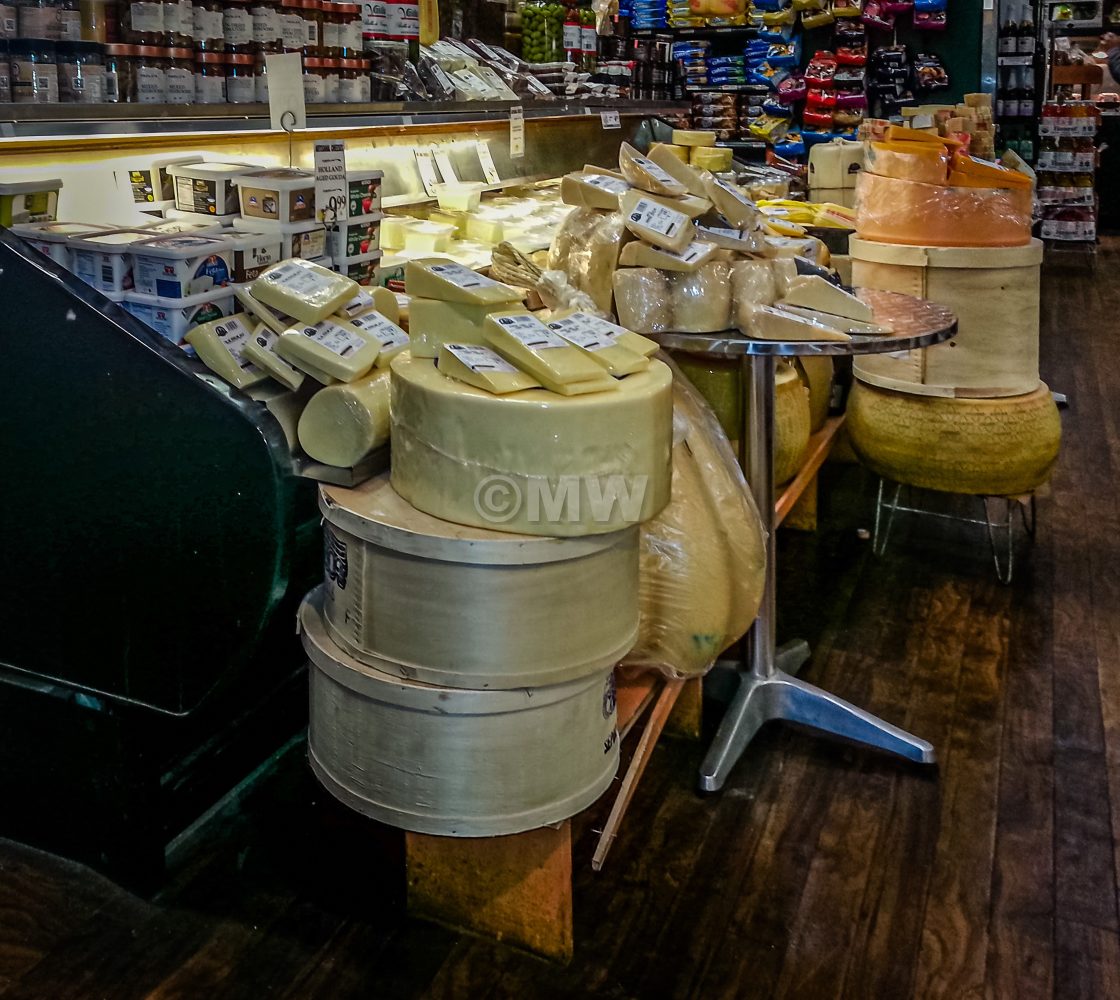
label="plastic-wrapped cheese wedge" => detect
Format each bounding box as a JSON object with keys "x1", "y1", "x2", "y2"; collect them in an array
[
  {"x1": 348, "y1": 308, "x2": 410, "y2": 366},
  {"x1": 779, "y1": 275, "x2": 874, "y2": 322},
  {"x1": 409, "y1": 298, "x2": 527, "y2": 358},
  {"x1": 744, "y1": 304, "x2": 852, "y2": 342},
  {"x1": 241, "y1": 324, "x2": 306, "y2": 390},
  {"x1": 702, "y1": 175, "x2": 760, "y2": 229},
  {"x1": 297, "y1": 365, "x2": 393, "y2": 467},
  {"x1": 405, "y1": 257, "x2": 522, "y2": 305},
  {"x1": 548, "y1": 310, "x2": 658, "y2": 360},
  {"x1": 618, "y1": 142, "x2": 688, "y2": 198},
  {"x1": 771, "y1": 258, "x2": 799, "y2": 298},
  {"x1": 235, "y1": 284, "x2": 297, "y2": 335},
  {"x1": 671, "y1": 261, "x2": 733, "y2": 333},
  {"x1": 252, "y1": 259, "x2": 359, "y2": 325},
  {"x1": 560, "y1": 171, "x2": 631, "y2": 210},
  {"x1": 672, "y1": 129, "x2": 717, "y2": 147},
  {"x1": 390, "y1": 354, "x2": 673, "y2": 536},
  {"x1": 648, "y1": 143, "x2": 710, "y2": 197},
  {"x1": 948, "y1": 151, "x2": 1032, "y2": 189},
  {"x1": 613, "y1": 267, "x2": 671, "y2": 334},
  {"x1": 483, "y1": 310, "x2": 617, "y2": 393},
  {"x1": 730, "y1": 260, "x2": 778, "y2": 328},
  {"x1": 695, "y1": 222, "x2": 765, "y2": 253},
  {"x1": 185, "y1": 315, "x2": 269, "y2": 390},
  {"x1": 276, "y1": 316, "x2": 380, "y2": 382},
  {"x1": 619, "y1": 238, "x2": 718, "y2": 272},
  {"x1": 544, "y1": 313, "x2": 649, "y2": 376},
  {"x1": 620, "y1": 190, "x2": 695, "y2": 253},
  {"x1": 437, "y1": 343, "x2": 541, "y2": 394},
  {"x1": 630, "y1": 188, "x2": 713, "y2": 219},
  {"x1": 775, "y1": 303, "x2": 893, "y2": 335}
]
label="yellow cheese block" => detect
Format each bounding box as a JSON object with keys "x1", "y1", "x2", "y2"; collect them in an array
[
  {"x1": 866, "y1": 141, "x2": 951, "y2": 185},
  {"x1": 690, "y1": 146, "x2": 733, "y2": 172},
  {"x1": 276, "y1": 317, "x2": 380, "y2": 382},
  {"x1": 348, "y1": 307, "x2": 410, "y2": 366},
  {"x1": 618, "y1": 238, "x2": 718, "y2": 272},
  {"x1": 884, "y1": 124, "x2": 963, "y2": 148},
  {"x1": 408, "y1": 296, "x2": 527, "y2": 359},
  {"x1": 672, "y1": 129, "x2": 717, "y2": 147},
  {"x1": 650, "y1": 142, "x2": 689, "y2": 163},
  {"x1": 483, "y1": 310, "x2": 616, "y2": 392},
  {"x1": 620, "y1": 189, "x2": 695, "y2": 253},
  {"x1": 702, "y1": 175, "x2": 759, "y2": 229},
  {"x1": 297, "y1": 365, "x2": 393, "y2": 467},
  {"x1": 544, "y1": 312, "x2": 650, "y2": 376},
  {"x1": 389, "y1": 354, "x2": 674, "y2": 536},
  {"x1": 252, "y1": 259, "x2": 360, "y2": 325},
  {"x1": 560, "y1": 171, "x2": 632, "y2": 210},
  {"x1": 648, "y1": 143, "x2": 711, "y2": 197},
  {"x1": 241, "y1": 324, "x2": 306, "y2": 390},
  {"x1": 404, "y1": 257, "x2": 523, "y2": 305},
  {"x1": 618, "y1": 142, "x2": 689, "y2": 197},
  {"x1": 437, "y1": 343, "x2": 541, "y2": 394},
  {"x1": 184, "y1": 315, "x2": 269, "y2": 390},
  {"x1": 949, "y1": 152, "x2": 1033, "y2": 189}
]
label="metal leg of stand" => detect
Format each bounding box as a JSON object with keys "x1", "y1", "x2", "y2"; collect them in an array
[
  {"x1": 872, "y1": 479, "x2": 902, "y2": 558},
  {"x1": 698, "y1": 357, "x2": 935, "y2": 793}
]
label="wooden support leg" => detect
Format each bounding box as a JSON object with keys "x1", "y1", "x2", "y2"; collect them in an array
[
  {"x1": 665, "y1": 676, "x2": 703, "y2": 740},
  {"x1": 405, "y1": 822, "x2": 574, "y2": 962}
]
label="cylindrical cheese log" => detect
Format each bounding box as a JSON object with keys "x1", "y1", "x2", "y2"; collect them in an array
[
  {"x1": 613, "y1": 267, "x2": 671, "y2": 334},
  {"x1": 670, "y1": 261, "x2": 732, "y2": 333},
  {"x1": 297, "y1": 366, "x2": 392, "y2": 467},
  {"x1": 390, "y1": 354, "x2": 674, "y2": 536}
]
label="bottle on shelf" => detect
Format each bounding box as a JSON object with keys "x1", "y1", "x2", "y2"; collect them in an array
[
  {"x1": 1018, "y1": 6, "x2": 1036, "y2": 54},
  {"x1": 1019, "y1": 66, "x2": 1035, "y2": 117},
  {"x1": 1038, "y1": 131, "x2": 1058, "y2": 167},
  {"x1": 999, "y1": 9, "x2": 1019, "y2": 54}
]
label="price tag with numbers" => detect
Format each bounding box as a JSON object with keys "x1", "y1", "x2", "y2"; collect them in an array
[
  {"x1": 509, "y1": 105, "x2": 525, "y2": 159},
  {"x1": 314, "y1": 140, "x2": 348, "y2": 222},
  {"x1": 600, "y1": 110, "x2": 621, "y2": 129}
]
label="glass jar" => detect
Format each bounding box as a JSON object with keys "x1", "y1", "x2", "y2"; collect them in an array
[
  {"x1": 520, "y1": 1, "x2": 563, "y2": 63},
  {"x1": 57, "y1": 37, "x2": 103, "y2": 100},
  {"x1": 337, "y1": 54, "x2": 363, "y2": 101},
  {"x1": 322, "y1": 53, "x2": 338, "y2": 100},
  {"x1": 335, "y1": 1, "x2": 359, "y2": 55},
  {"x1": 192, "y1": 0, "x2": 222, "y2": 53},
  {"x1": 223, "y1": 0, "x2": 252, "y2": 54},
  {"x1": 130, "y1": 42, "x2": 166, "y2": 100},
  {"x1": 10, "y1": 37, "x2": 58, "y2": 102},
  {"x1": 194, "y1": 46, "x2": 224, "y2": 100},
  {"x1": 163, "y1": 0, "x2": 193, "y2": 47},
  {"x1": 253, "y1": 46, "x2": 267, "y2": 99},
  {"x1": 119, "y1": 1, "x2": 167, "y2": 45},
  {"x1": 102, "y1": 41, "x2": 130, "y2": 100},
  {"x1": 0, "y1": 40, "x2": 9, "y2": 101},
  {"x1": 321, "y1": 0, "x2": 342, "y2": 56},
  {"x1": 56, "y1": 0, "x2": 81, "y2": 38},
  {"x1": 225, "y1": 50, "x2": 253, "y2": 101},
  {"x1": 18, "y1": 0, "x2": 59, "y2": 40},
  {"x1": 250, "y1": 0, "x2": 281, "y2": 52},
  {"x1": 0, "y1": 5, "x2": 15, "y2": 38},
  {"x1": 279, "y1": 0, "x2": 302, "y2": 50},
  {"x1": 301, "y1": 52, "x2": 325, "y2": 102},
  {"x1": 300, "y1": 0, "x2": 321, "y2": 57},
  {"x1": 165, "y1": 42, "x2": 191, "y2": 100}
]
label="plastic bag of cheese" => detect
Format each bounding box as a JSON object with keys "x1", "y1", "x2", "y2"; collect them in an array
[
  {"x1": 612, "y1": 261, "x2": 734, "y2": 334},
  {"x1": 622, "y1": 356, "x2": 766, "y2": 679},
  {"x1": 547, "y1": 207, "x2": 633, "y2": 314}
]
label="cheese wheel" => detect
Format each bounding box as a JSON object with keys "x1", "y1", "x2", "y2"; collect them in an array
[
  {"x1": 613, "y1": 267, "x2": 671, "y2": 334},
  {"x1": 866, "y1": 141, "x2": 951, "y2": 185},
  {"x1": 774, "y1": 362, "x2": 811, "y2": 484},
  {"x1": 670, "y1": 261, "x2": 733, "y2": 333},
  {"x1": 672, "y1": 129, "x2": 718, "y2": 147},
  {"x1": 794, "y1": 355, "x2": 834, "y2": 433},
  {"x1": 390, "y1": 354, "x2": 674, "y2": 536},
  {"x1": 298, "y1": 365, "x2": 393, "y2": 467}
]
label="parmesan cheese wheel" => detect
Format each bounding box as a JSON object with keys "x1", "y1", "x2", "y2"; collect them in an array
[
  {"x1": 795, "y1": 355, "x2": 834, "y2": 433},
  {"x1": 669, "y1": 261, "x2": 732, "y2": 333},
  {"x1": 613, "y1": 267, "x2": 671, "y2": 334},
  {"x1": 774, "y1": 362, "x2": 812, "y2": 485}
]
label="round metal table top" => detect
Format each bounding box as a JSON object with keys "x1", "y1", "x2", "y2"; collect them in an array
[{"x1": 653, "y1": 287, "x2": 957, "y2": 358}]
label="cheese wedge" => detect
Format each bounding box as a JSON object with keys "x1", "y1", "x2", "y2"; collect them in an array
[
  {"x1": 185, "y1": 315, "x2": 269, "y2": 390},
  {"x1": 779, "y1": 275, "x2": 873, "y2": 322},
  {"x1": 348, "y1": 308, "x2": 410, "y2": 366},
  {"x1": 241, "y1": 324, "x2": 306, "y2": 390},
  {"x1": 631, "y1": 189, "x2": 713, "y2": 219},
  {"x1": 618, "y1": 142, "x2": 688, "y2": 197},
  {"x1": 690, "y1": 146, "x2": 733, "y2": 172},
  {"x1": 949, "y1": 152, "x2": 1032, "y2": 189},
  {"x1": 408, "y1": 297, "x2": 527, "y2": 358},
  {"x1": 560, "y1": 171, "x2": 632, "y2": 210},
  {"x1": 544, "y1": 315, "x2": 649, "y2": 376},
  {"x1": 583, "y1": 163, "x2": 627, "y2": 181},
  {"x1": 276, "y1": 317, "x2": 380, "y2": 382},
  {"x1": 620, "y1": 189, "x2": 695, "y2": 253},
  {"x1": 744, "y1": 304, "x2": 852, "y2": 342},
  {"x1": 774, "y1": 304, "x2": 893, "y2": 335},
  {"x1": 234, "y1": 284, "x2": 298, "y2": 335},
  {"x1": 884, "y1": 124, "x2": 964, "y2": 148},
  {"x1": 619, "y1": 238, "x2": 718, "y2": 272},
  {"x1": 695, "y1": 222, "x2": 765, "y2": 252},
  {"x1": 548, "y1": 310, "x2": 659, "y2": 359},
  {"x1": 404, "y1": 258, "x2": 523, "y2": 305},
  {"x1": 371, "y1": 285, "x2": 400, "y2": 324},
  {"x1": 702, "y1": 175, "x2": 760, "y2": 229},
  {"x1": 672, "y1": 129, "x2": 717, "y2": 147},
  {"x1": 483, "y1": 310, "x2": 610, "y2": 390},
  {"x1": 252, "y1": 259, "x2": 359, "y2": 325},
  {"x1": 648, "y1": 143, "x2": 710, "y2": 197},
  {"x1": 437, "y1": 343, "x2": 541, "y2": 394},
  {"x1": 650, "y1": 142, "x2": 689, "y2": 163}
]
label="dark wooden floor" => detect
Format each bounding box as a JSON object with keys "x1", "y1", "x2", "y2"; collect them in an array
[{"x1": 2, "y1": 243, "x2": 1119, "y2": 1000}]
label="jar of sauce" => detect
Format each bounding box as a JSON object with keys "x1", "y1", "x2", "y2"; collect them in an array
[
  {"x1": 119, "y1": 1, "x2": 167, "y2": 46},
  {"x1": 192, "y1": 0, "x2": 223, "y2": 54},
  {"x1": 223, "y1": 0, "x2": 253, "y2": 54},
  {"x1": 225, "y1": 50, "x2": 254, "y2": 101},
  {"x1": 165, "y1": 43, "x2": 192, "y2": 101},
  {"x1": 130, "y1": 42, "x2": 167, "y2": 101},
  {"x1": 194, "y1": 47, "x2": 225, "y2": 101}
]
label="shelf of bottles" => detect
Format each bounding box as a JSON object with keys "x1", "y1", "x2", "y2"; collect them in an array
[
  {"x1": 997, "y1": 1, "x2": 1040, "y2": 162},
  {"x1": 1037, "y1": 99, "x2": 1100, "y2": 242}
]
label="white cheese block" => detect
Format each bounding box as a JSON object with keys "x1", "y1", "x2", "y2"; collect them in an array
[
  {"x1": 613, "y1": 267, "x2": 671, "y2": 334},
  {"x1": 670, "y1": 261, "x2": 733, "y2": 333},
  {"x1": 297, "y1": 366, "x2": 393, "y2": 467},
  {"x1": 618, "y1": 142, "x2": 688, "y2": 198},
  {"x1": 234, "y1": 284, "x2": 297, "y2": 335},
  {"x1": 618, "y1": 238, "x2": 718, "y2": 273},
  {"x1": 184, "y1": 315, "x2": 269, "y2": 390},
  {"x1": 620, "y1": 190, "x2": 695, "y2": 254},
  {"x1": 730, "y1": 259, "x2": 778, "y2": 317},
  {"x1": 778, "y1": 275, "x2": 874, "y2": 323},
  {"x1": 276, "y1": 317, "x2": 381, "y2": 382},
  {"x1": 483, "y1": 311, "x2": 613, "y2": 388},
  {"x1": 403, "y1": 222, "x2": 457, "y2": 253},
  {"x1": 560, "y1": 171, "x2": 632, "y2": 210},
  {"x1": 744, "y1": 304, "x2": 852, "y2": 342},
  {"x1": 252, "y1": 259, "x2": 359, "y2": 325},
  {"x1": 695, "y1": 223, "x2": 765, "y2": 253},
  {"x1": 702, "y1": 175, "x2": 760, "y2": 230},
  {"x1": 390, "y1": 354, "x2": 674, "y2": 536},
  {"x1": 241, "y1": 324, "x2": 306, "y2": 390},
  {"x1": 671, "y1": 129, "x2": 717, "y2": 147},
  {"x1": 545, "y1": 314, "x2": 650, "y2": 376},
  {"x1": 380, "y1": 215, "x2": 421, "y2": 249},
  {"x1": 408, "y1": 297, "x2": 527, "y2": 358},
  {"x1": 405, "y1": 258, "x2": 522, "y2": 305},
  {"x1": 348, "y1": 308, "x2": 411, "y2": 366},
  {"x1": 773, "y1": 304, "x2": 893, "y2": 335},
  {"x1": 647, "y1": 144, "x2": 710, "y2": 198},
  {"x1": 437, "y1": 343, "x2": 541, "y2": 394}
]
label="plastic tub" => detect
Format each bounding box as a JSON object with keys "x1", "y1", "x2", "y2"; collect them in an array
[
  {"x1": 221, "y1": 230, "x2": 285, "y2": 283},
  {"x1": 10, "y1": 220, "x2": 116, "y2": 266},
  {"x1": 167, "y1": 161, "x2": 251, "y2": 216},
  {"x1": 164, "y1": 207, "x2": 238, "y2": 228},
  {"x1": 433, "y1": 181, "x2": 486, "y2": 212},
  {"x1": 131, "y1": 234, "x2": 234, "y2": 298},
  {"x1": 0, "y1": 178, "x2": 63, "y2": 225},
  {"x1": 233, "y1": 215, "x2": 326, "y2": 260},
  {"x1": 70, "y1": 229, "x2": 156, "y2": 293},
  {"x1": 118, "y1": 155, "x2": 202, "y2": 210},
  {"x1": 122, "y1": 287, "x2": 237, "y2": 344},
  {"x1": 235, "y1": 167, "x2": 317, "y2": 225}
]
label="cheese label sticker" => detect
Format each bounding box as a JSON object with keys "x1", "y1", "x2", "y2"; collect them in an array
[
  {"x1": 445, "y1": 344, "x2": 519, "y2": 372},
  {"x1": 338, "y1": 289, "x2": 375, "y2": 317},
  {"x1": 299, "y1": 320, "x2": 367, "y2": 357},
  {"x1": 697, "y1": 224, "x2": 748, "y2": 244},
  {"x1": 666, "y1": 241, "x2": 709, "y2": 263},
  {"x1": 713, "y1": 176, "x2": 756, "y2": 208},
  {"x1": 494, "y1": 312, "x2": 568, "y2": 349},
  {"x1": 550, "y1": 326, "x2": 611, "y2": 352},
  {"x1": 262, "y1": 261, "x2": 335, "y2": 297},
  {"x1": 213, "y1": 318, "x2": 256, "y2": 369},
  {"x1": 350, "y1": 310, "x2": 409, "y2": 350},
  {"x1": 629, "y1": 197, "x2": 685, "y2": 238},
  {"x1": 548, "y1": 313, "x2": 620, "y2": 349},
  {"x1": 630, "y1": 155, "x2": 676, "y2": 186},
  {"x1": 428, "y1": 261, "x2": 500, "y2": 290},
  {"x1": 584, "y1": 174, "x2": 630, "y2": 194}
]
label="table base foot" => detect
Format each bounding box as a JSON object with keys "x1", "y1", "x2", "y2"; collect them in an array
[{"x1": 698, "y1": 665, "x2": 935, "y2": 793}]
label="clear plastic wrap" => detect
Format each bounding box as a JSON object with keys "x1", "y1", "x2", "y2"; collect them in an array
[
  {"x1": 622, "y1": 355, "x2": 766, "y2": 679},
  {"x1": 670, "y1": 260, "x2": 733, "y2": 332},
  {"x1": 854, "y1": 170, "x2": 1033, "y2": 247},
  {"x1": 548, "y1": 207, "x2": 632, "y2": 314},
  {"x1": 297, "y1": 365, "x2": 394, "y2": 467},
  {"x1": 730, "y1": 260, "x2": 778, "y2": 327},
  {"x1": 613, "y1": 267, "x2": 672, "y2": 333},
  {"x1": 618, "y1": 142, "x2": 689, "y2": 197}
]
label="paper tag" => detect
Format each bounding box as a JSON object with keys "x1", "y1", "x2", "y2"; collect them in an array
[
  {"x1": 415, "y1": 149, "x2": 439, "y2": 197},
  {"x1": 476, "y1": 141, "x2": 501, "y2": 184},
  {"x1": 433, "y1": 147, "x2": 459, "y2": 183},
  {"x1": 314, "y1": 141, "x2": 348, "y2": 223},
  {"x1": 299, "y1": 319, "x2": 367, "y2": 357},
  {"x1": 445, "y1": 343, "x2": 518, "y2": 372},
  {"x1": 630, "y1": 154, "x2": 676, "y2": 186},
  {"x1": 600, "y1": 110, "x2": 621, "y2": 129},
  {"x1": 350, "y1": 310, "x2": 409, "y2": 350},
  {"x1": 427, "y1": 261, "x2": 503, "y2": 290},
  {"x1": 215, "y1": 318, "x2": 257, "y2": 369},
  {"x1": 493, "y1": 312, "x2": 567, "y2": 349},
  {"x1": 266, "y1": 52, "x2": 306, "y2": 131},
  {"x1": 585, "y1": 174, "x2": 629, "y2": 193},
  {"x1": 509, "y1": 105, "x2": 525, "y2": 159},
  {"x1": 548, "y1": 312, "x2": 628, "y2": 346},
  {"x1": 628, "y1": 197, "x2": 686, "y2": 238}
]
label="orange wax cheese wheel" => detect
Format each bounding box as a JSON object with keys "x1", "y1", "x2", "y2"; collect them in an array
[
  {"x1": 884, "y1": 124, "x2": 964, "y2": 148},
  {"x1": 949, "y1": 152, "x2": 1033, "y2": 190},
  {"x1": 865, "y1": 141, "x2": 951, "y2": 185}
]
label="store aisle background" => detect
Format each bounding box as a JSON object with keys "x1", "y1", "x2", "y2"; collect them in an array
[{"x1": 0, "y1": 243, "x2": 1116, "y2": 1000}]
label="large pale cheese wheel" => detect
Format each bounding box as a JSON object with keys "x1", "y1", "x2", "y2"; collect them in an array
[
  {"x1": 302, "y1": 592, "x2": 619, "y2": 837},
  {"x1": 795, "y1": 355, "x2": 834, "y2": 433},
  {"x1": 390, "y1": 355, "x2": 674, "y2": 536},
  {"x1": 297, "y1": 366, "x2": 393, "y2": 467},
  {"x1": 319, "y1": 474, "x2": 638, "y2": 688},
  {"x1": 846, "y1": 379, "x2": 1061, "y2": 495}
]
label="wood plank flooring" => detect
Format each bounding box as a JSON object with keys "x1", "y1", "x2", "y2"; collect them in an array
[{"x1": 1, "y1": 242, "x2": 1119, "y2": 999}]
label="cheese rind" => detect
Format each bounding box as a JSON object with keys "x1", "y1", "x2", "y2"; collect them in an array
[
  {"x1": 620, "y1": 190, "x2": 695, "y2": 253},
  {"x1": 618, "y1": 142, "x2": 688, "y2": 197},
  {"x1": 297, "y1": 366, "x2": 393, "y2": 466},
  {"x1": 648, "y1": 143, "x2": 710, "y2": 197},
  {"x1": 483, "y1": 310, "x2": 613, "y2": 389},
  {"x1": 276, "y1": 317, "x2": 380, "y2": 381},
  {"x1": 672, "y1": 129, "x2": 717, "y2": 147},
  {"x1": 702, "y1": 175, "x2": 760, "y2": 229},
  {"x1": 779, "y1": 275, "x2": 874, "y2": 322},
  {"x1": 437, "y1": 343, "x2": 541, "y2": 394},
  {"x1": 252, "y1": 259, "x2": 359, "y2": 325},
  {"x1": 404, "y1": 258, "x2": 522, "y2": 304},
  {"x1": 744, "y1": 304, "x2": 852, "y2": 342},
  {"x1": 242, "y1": 325, "x2": 306, "y2": 390},
  {"x1": 560, "y1": 171, "x2": 632, "y2": 210},
  {"x1": 408, "y1": 297, "x2": 528, "y2": 358},
  {"x1": 618, "y1": 238, "x2": 718, "y2": 272},
  {"x1": 185, "y1": 315, "x2": 269, "y2": 389}
]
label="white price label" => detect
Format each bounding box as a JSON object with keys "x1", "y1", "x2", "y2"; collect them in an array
[
  {"x1": 494, "y1": 312, "x2": 566, "y2": 348},
  {"x1": 476, "y1": 140, "x2": 501, "y2": 184},
  {"x1": 265, "y1": 52, "x2": 306, "y2": 131},
  {"x1": 600, "y1": 110, "x2": 621, "y2": 129},
  {"x1": 628, "y1": 197, "x2": 687, "y2": 238},
  {"x1": 415, "y1": 149, "x2": 439, "y2": 197},
  {"x1": 314, "y1": 140, "x2": 348, "y2": 223},
  {"x1": 445, "y1": 344, "x2": 519, "y2": 372},
  {"x1": 433, "y1": 146, "x2": 459, "y2": 183},
  {"x1": 509, "y1": 104, "x2": 525, "y2": 159}
]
